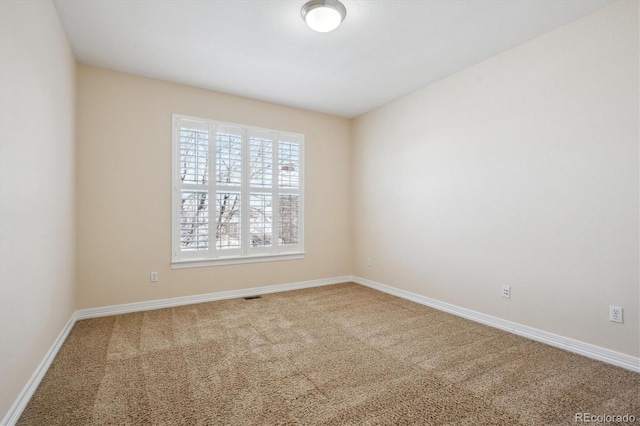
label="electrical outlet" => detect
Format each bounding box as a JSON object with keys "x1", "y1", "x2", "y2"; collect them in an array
[
  {"x1": 501, "y1": 285, "x2": 510, "y2": 299},
  {"x1": 150, "y1": 272, "x2": 158, "y2": 282},
  {"x1": 367, "y1": 258, "x2": 372, "y2": 267},
  {"x1": 609, "y1": 306, "x2": 623, "y2": 323}
]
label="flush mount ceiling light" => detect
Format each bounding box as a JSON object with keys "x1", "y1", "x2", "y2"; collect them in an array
[{"x1": 301, "y1": 0, "x2": 347, "y2": 33}]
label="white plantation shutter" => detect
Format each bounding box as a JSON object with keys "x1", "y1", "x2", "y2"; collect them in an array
[
  {"x1": 214, "y1": 125, "x2": 243, "y2": 256},
  {"x1": 172, "y1": 115, "x2": 304, "y2": 267},
  {"x1": 215, "y1": 126, "x2": 243, "y2": 187},
  {"x1": 249, "y1": 130, "x2": 275, "y2": 251},
  {"x1": 278, "y1": 140, "x2": 300, "y2": 189},
  {"x1": 176, "y1": 118, "x2": 211, "y2": 258},
  {"x1": 276, "y1": 137, "x2": 302, "y2": 250}
]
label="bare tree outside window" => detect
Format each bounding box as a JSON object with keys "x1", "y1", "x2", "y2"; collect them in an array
[
  {"x1": 278, "y1": 195, "x2": 299, "y2": 245},
  {"x1": 216, "y1": 133, "x2": 242, "y2": 249},
  {"x1": 179, "y1": 128, "x2": 209, "y2": 251},
  {"x1": 250, "y1": 137, "x2": 273, "y2": 247}
]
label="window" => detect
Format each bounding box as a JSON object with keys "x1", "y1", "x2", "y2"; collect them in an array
[{"x1": 172, "y1": 114, "x2": 304, "y2": 268}]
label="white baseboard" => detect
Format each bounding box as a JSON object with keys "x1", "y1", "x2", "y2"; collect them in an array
[
  {"x1": 75, "y1": 276, "x2": 352, "y2": 320},
  {"x1": 353, "y1": 276, "x2": 640, "y2": 373},
  {"x1": 1, "y1": 313, "x2": 78, "y2": 426},
  {"x1": 5, "y1": 274, "x2": 636, "y2": 425}
]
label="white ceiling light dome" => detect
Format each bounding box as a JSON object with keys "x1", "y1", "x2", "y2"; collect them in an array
[{"x1": 301, "y1": 0, "x2": 347, "y2": 33}]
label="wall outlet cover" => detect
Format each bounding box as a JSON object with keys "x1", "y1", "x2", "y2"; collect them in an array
[
  {"x1": 609, "y1": 306, "x2": 623, "y2": 323},
  {"x1": 501, "y1": 285, "x2": 510, "y2": 298}
]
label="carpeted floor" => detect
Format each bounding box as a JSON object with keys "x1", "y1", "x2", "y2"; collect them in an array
[{"x1": 18, "y1": 283, "x2": 639, "y2": 425}]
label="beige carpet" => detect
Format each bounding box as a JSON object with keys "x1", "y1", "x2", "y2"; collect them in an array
[{"x1": 18, "y1": 283, "x2": 639, "y2": 425}]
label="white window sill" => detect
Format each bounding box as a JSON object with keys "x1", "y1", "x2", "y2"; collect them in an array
[{"x1": 171, "y1": 252, "x2": 305, "y2": 269}]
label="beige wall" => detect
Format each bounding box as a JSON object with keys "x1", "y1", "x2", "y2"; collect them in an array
[
  {"x1": 0, "y1": 0, "x2": 77, "y2": 419},
  {"x1": 352, "y1": 1, "x2": 639, "y2": 357},
  {"x1": 76, "y1": 65, "x2": 352, "y2": 309}
]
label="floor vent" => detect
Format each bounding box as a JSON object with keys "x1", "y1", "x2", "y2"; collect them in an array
[{"x1": 243, "y1": 295, "x2": 262, "y2": 300}]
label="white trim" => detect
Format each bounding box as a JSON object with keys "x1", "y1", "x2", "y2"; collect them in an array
[
  {"x1": 353, "y1": 276, "x2": 640, "y2": 373},
  {"x1": 172, "y1": 114, "x2": 305, "y2": 265},
  {"x1": 76, "y1": 276, "x2": 350, "y2": 319},
  {"x1": 1, "y1": 313, "x2": 78, "y2": 426},
  {"x1": 171, "y1": 252, "x2": 305, "y2": 269}
]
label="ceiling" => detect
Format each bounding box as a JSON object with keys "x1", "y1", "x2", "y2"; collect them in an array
[{"x1": 53, "y1": 0, "x2": 615, "y2": 118}]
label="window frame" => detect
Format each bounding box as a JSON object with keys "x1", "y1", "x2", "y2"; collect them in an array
[{"x1": 171, "y1": 114, "x2": 305, "y2": 269}]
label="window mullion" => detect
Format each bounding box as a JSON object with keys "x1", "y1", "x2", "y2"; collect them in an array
[
  {"x1": 172, "y1": 117, "x2": 180, "y2": 260},
  {"x1": 209, "y1": 123, "x2": 217, "y2": 259},
  {"x1": 241, "y1": 128, "x2": 249, "y2": 256},
  {"x1": 272, "y1": 136, "x2": 279, "y2": 253},
  {"x1": 298, "y1": 140, "x2": 304, "y2": 251}
]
